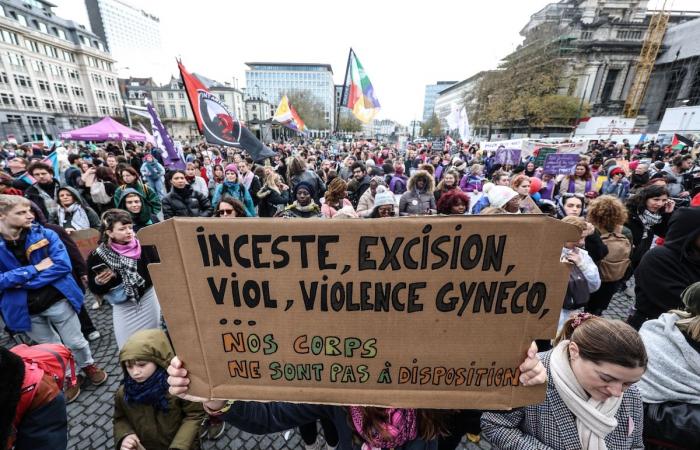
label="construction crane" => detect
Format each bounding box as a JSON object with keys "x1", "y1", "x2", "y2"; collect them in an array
[{"x1": 623, "y1": 1, "x2": 670, "y2": 118}]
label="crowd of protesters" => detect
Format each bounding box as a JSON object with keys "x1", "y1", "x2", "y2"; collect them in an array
[{"x1": 0, "y1": 135, "x2": 698, "y2": 450}]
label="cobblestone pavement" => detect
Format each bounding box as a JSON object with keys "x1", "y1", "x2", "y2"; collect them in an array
[{"x1": 2, "y1": 284, "x2": 635, "y2": 450}]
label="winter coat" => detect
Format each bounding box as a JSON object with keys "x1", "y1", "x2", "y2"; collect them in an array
[
  {"x1": 55, "y1": 186, "x2": 101, "y2": 230},
  {"x1": 188, "y1": 176, "x2": 209, "y2": 198},
  {"x1": 0, "y1": 224, "x2": 83, "y2": 332},
  {"x1": 162, "y1": 186, "x2": 213, "y2": 219},
  {"x1": 222, "y1": 401, "x2": 438, "y2": 450},
  {"x1": 600, "y1": 179, "x2": 630, "y2": 200},
  {"x1": 356, "y1": 188, "x2": 376, "y2": 218},
  {"x1": 256, "y1": 185, "x2": 290, "y2": 218},
  {"x1": 114, "y1": 181, "x2": 162, "y2": 217},
  {"x1": 114, "y1": 329, "x2": 205, "y2": 450},
  {"x1": 625, "y1": 205, "x2": 671, "y2": 268},
  {"x1": 290, "y1": 169, "x2": 326, "y2": 202},
  {"x1": 275, "y1": 202, "x2": 322, "y2": 219},
  {"x1": 481, "y1": 351, "x2": 644, "y2": 450},
  {"x1": 211, "y1": 182, "x2": 256, "y2": 217},
  {"x1": 87, "y1": 244, "x2": 157, "y2": 299},
  {"x1": 399, "y1": 171, "x2": 436, "y2": 216},
  {"x1": 348, "y1": 176, "x2": 371, "y2": 210},
  {"x1": 139, "y1": 160, "x2": 165, "y2": 181},
  {"x1": 634, "y1": 207, "x2": 700, "y2": 322},
  {"x1": 321, "y1": 198, "x2": 353, "y2": 218},
  {"x1": 24, "y1": 179, "x2": 61, "y2": 223},
  {"x1": 117, "y1": 188, "x2": 159, "y2": 232}
]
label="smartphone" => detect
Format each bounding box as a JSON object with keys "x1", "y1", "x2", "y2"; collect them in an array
[{"x1": 91, "y1": 263, "x2": 108, "y2": 274}]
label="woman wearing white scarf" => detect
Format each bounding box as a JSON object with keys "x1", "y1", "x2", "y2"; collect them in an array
[
  {"x1": 482, "y1": 313, "x2": 647, "y2": 450},
  {"x1": 56, "y1": 186, "x2": 100, "y2": 233}
]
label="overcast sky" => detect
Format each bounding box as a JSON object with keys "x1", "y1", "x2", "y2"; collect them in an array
[{"x1": 56, "y1": 0, "x2": 697, "y2": 125}]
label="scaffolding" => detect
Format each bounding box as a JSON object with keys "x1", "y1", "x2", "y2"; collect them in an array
[{"x1": 623, "y1": 1, "x2": 670, "y2": 118}]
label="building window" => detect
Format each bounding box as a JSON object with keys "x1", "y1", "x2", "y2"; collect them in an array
[
  {"x1": 0, "y1": 72, "x2": 7, "y2": 84},
  {"x1": 170, "y1": 105, "x2": 176, "y2": 117},
  {"x1": 178, "y1": 92, "x2": 184, "y2": 99},
  {"x1": 50, "y1": 65, "x2": 64, "y2": 77},
  {"x1": 7, "y1": 114, "x2": 22, "y2": 124},
  {"x1": 113, "y1": 107, "x2": 121, "y2": 116},
  {"x1": 71, "y1": 86, "x2": 84, "y2": 97},
  {"x1": 37, "y1": 22, "x2": 48, "y2": 34},
  {"x1": 687, "y1": 69, "x2": 700, "y2": 106},
  {"x1": 31, "y1": 60, "x2": 45, "y2": 73},
  {"x1": 219, "y1": 94, "x2": 225, "y2": 101},
  {"x1": 59, "y1": 101, "x2": 73, "y2": 112},
  {"x1": 158, "y1": 104, "x2": 166, "y2": 117},
  {"x1": 6, "y1": 52, "x2": 25, "y2": 67},
  {"x1": 95, "y1": 90, "x2": 106, "y2": 100},
  {"x1": 0, "y1": 93, "x2": 16, "y2": 106},
  {"x1": 1, "y1": 29, "x2": 18, "y2": 45},
  {"x1": 16, "y1": 15, "x2": 27, "y2": 27},
  {"x1": 44, "y1": 99, "x2": 56, "y2": 110},
  {"x1": 600, "y1": 69, "x2": 620, "y2": 103},
  {"x1": 80, "y1": 119, "x2": 91, "y2": 126},
  {"x1": 106, "y1": 77, "x2": 114, "y2": 87},
  {"x1": 57, "y1": 29, "x2": 66, "y2": 40},
  {"x1": 76, "y1": 103, "x2": 88, "y2": 113},
  {"x1": 68, "y1": 69, "x2": 80, "y2": 81},
  {"x1": 54, "y1": 83, "x2": 68, "y2": 94},
  {"x1": 180, "y1": 105, "x2": 187, "y2": 117},
  {"x1": 13, "y1": 74, "x2": 31, "y2": 87},
  {"x1": 79, "y1": 35, "x2": 86, "y2": 45},
  {"x1": 20, "y1": 96, "x2": 38, "y2": 108},
  {"x1": 167, "y1": 92, "x2": 174, "y2": 99},
  {"x1": 27, "y1": 116, "x2": 43, "y2": 127},
  {"x1": 658, "y1": 68, "x2": 688, "y2": 119},
  {"x1": 38, "y1": 80, "x2": 50, "y2": 91},
  {"x1": 91, "y1": 73, "x2": 103, "y2": 84},
  {"x1": 99, "y1": 106, "x2": 109, "y2": 115}
]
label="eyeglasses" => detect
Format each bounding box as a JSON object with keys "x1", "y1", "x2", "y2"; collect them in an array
[{"x1": 216, "y1": 209, "x2": 235, "y2": 217}]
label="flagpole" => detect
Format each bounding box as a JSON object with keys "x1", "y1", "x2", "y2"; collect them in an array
[{"x1": 336, "y1": 48, "x2": 353, "y2": 135}]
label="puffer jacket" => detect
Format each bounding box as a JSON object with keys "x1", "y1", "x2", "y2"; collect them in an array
[
  {"x1": 162, "y1": 185, "x2": 213, "y2": 219},
  {"x1": 114, "y1": 329, "x2": 205, "y2": 450},
  {"x1": 399, "y1": 170, "x2": 436, "y2": 216},
  {"x1": 290, "y1": 169, "x2": 326, "y2": 202}
]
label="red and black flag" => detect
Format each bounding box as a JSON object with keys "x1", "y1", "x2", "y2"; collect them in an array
[
  {"x1": 671, "y1": 133, "x2": 694, "y2": 148},
  {"x1": 177, "y1": 60, "x2": 275, "y2": 162}
]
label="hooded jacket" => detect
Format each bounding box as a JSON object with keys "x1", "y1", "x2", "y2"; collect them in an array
[
  {"x1": 117, "y1": 188, "x2": 159, "y2": 232},
  {"x1": 24, "y1": 178, "x2": 60, "y2": 223},
  {"x1": 56, "y1": 186, "x2": 100, "y2": 230},
  {"x1": 211, "y1": 181, "x2": 255, "y2": 217},
  {"x1": 399, "y1": 170, "x2": 436, "y2": 216},
  {"x1": 634, "y1": 207, "x2": 700, "y2": 321},
  {"x1": 113, "y1": 180, "x2": 162, "y2": 217},
  {"x1": 162, "y1": 185, "x2": 213, "y2": 219},
  {"x1": 114, "y1": 329, "x2": 205, "y2": 450},
  {"x1": 0, "y1": 223, "x2": 83, "y2": 332}
]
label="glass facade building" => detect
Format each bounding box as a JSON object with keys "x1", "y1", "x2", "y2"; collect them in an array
[
  {"x1": 245, "y1": 62, "x2": 335, "y2": 130},
  {"x1": 423, "y1": 81, "x2": 457, "y2": 122}
]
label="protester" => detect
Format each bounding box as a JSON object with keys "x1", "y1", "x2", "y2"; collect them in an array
[
  {"x1": 0, "y1": 195, "x2": 107, "y2": 402},
  {"x1": 347, "y1": 162, "x2": 371, "y2": 209},
  {"x1": 139, "y1": 153, "x2": 166, "y2": 199},
  {"x1": 257, "y1": 172, "x2": 290, "y2": 218},
  {"x1": 0, "y1": 345, "x2": 68, "y2": 450},
  {"x1": 600, "y1": 167, "x2": 630, "y2": 200},
  {"x1": 556, "y1": 193, "x2": 585, "y2": 219},
  {"x1": 287, "y1": 156, "x2": 326, "y2": 203},
  {"x1": 162, "y1": 170, "x2": 213, "y2": 219},
  {"x1": 389, "y1": 162, "x2": 408, "y2": 195},
  {"x1": 215, "y1": 196, "x2": 247, "y2": 218},
  {"x1": 482, "y1": 314, "x2": 646, "y2": 450},
  {"x1": 559, "y1": 162, "x2": 596, "y2": 198},
  {"x1": 185, "y1": 162, "x2": 209, "y2": 198},
  {"x1": 87, "y1": 209, "x2": 161, "y2": 349},
  {"x1": 399, "y1": 170, "x2": 436, "y2": 215},
  {"x1": 629, "y1": 207, "x2": 700, "y2": 330},
  {"x1": 367, "y1": 186, "x2": 397, "y2": 218},
  {"x1": 237, "y1": 158, "x2": 262, "y2": 205},
  {"x1": 55, "y1": 187, "x2": 100, "y2": 233},
  {"x1": 83, "y1": 166, "x2": 118, "y2": 215},
  {"x1": 663, "y1": 154, "x2": 692, "y2": 198},
  {"x1": 511, "y1": 175, "x2": 541, "y2": 213},
  {"x1": 434, "y1": 170, "x2": 461, "y2": 205},
  {"x1": 114, "y1": 165, "x2": 162, "y2": 219},
  {"x1": 482, "y1": 183, "x2": 520, "y2": 214},
  {"x1": 585, "y1": 196, "x2": 632, "y2": 316},
  {"x1": 24, "y1": 162, "x2": 60, "y2": 223},
  {"x1": 211, "y1": 164, "x2": 255, "y2": 216},
  {"x1": 207, "y1": 164, "x2": 225, "y2": 197},
  {"x1": 637, "y1": 282, "x2": 700, "y2": 448},
  {"x1": 625, "y1": 184, "x2": 674, "y2": 271},
  {"x1": 436, "y1": 189, "x2": 470, "y2": 215},
  {"x1": 117, "y1": 189, "x2": 159, "y2": 232},
  {"x1": 114, "y1": 329, "x2": 205, "y2": 450},
  {"x1": 275, "y1": 182, "x2": 321, "y2": 219},
  {"x1": 356, "y1": 176, "x2": 387, "y2": 218},
  {"x1": 166, "y1": 344, "x2": 546, "y2": 450}
]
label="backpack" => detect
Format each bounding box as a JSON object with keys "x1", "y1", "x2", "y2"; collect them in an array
[
  {"x1": 563, "y1": 264, "x2": 590, "y2": 310},
  {"x1": 10, "y1": 344, "x2": 76, "y2": 433},
  {"x1": 90, "y1": 180, "x2": 112, "y2": 205},
  {"x1": 598, "y1": 232, "x2": 632, "y2": 282}
]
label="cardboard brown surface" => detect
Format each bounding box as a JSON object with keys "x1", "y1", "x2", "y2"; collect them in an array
[
  {"x1": 70, "y1": 228, "x2": 100, "y2": 260},
  {"x1": 138, "y1": 215, "x2": 579, "y2": 410}
]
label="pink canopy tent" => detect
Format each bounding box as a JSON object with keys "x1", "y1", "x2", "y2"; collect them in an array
[{"x1": 59, "y1": 117, "x2": 147, "y2": 141}]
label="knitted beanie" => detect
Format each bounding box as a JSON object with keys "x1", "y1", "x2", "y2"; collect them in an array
[
  {"x1": 483, "y1": 183, "x2": 518, "y2": 209},
  {"x1": 373, "y1": 186, "x2": 395, "y2": 208},
  {"x1": 224, "y1": 163, "x2": 238, "y2": 175}
]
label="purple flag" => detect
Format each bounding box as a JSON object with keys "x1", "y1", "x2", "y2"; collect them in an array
[{"x1": 146, "y1": 99, "x2": 185, "y2": 170}]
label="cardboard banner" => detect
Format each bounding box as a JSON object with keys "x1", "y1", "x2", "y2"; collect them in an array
[
  {"x1": 482, "y1": 139, "x2": 523, "y2": 152},
  {"x1": 70, "y1": 228, "x2": 100, "y2": 260},
  {"x1": 554, "y1": 141, "x2": 588, "y2": 154},
  {"x1": 139, "y1": 216, "x2": 578, "y2": 410},
  {"x1": 543, "y1": 154, "x2": 580, "y2": 175},
  {"x1": 495, "y1": 149, "x2": 521, "y2": 166}
]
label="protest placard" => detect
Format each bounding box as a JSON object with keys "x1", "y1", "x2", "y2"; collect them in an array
[
  {"x1": 139, "y1": 216, "x2": 578, "y2": 409},
  {"x1": 543, "y1": 154, "x2": 580, "y2": 175},
  {"x1": 495, "y1": 149, "x2": 521, "y2": 165},
  {"x1": 71, "y1": 228, "x2": 100, "y2": 260},
  {"x1": 533, "y1": 147, "x2": 557, "y2": 167}
]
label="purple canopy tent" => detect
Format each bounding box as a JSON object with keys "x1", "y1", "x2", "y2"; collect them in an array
[{"x1": 59, "y1": 117, "x2": 147, "y2": 141}]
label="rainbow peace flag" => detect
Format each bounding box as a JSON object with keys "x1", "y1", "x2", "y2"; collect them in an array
[
  {"x1": 42, "y1": 147, "x2": 60, "y2": 179},
  {"x1": 341, "y1": 49, "x2": 380, "y2": 123},
  {"x1": 273, "y1": 95, "x2": 307, "y2": 133}
]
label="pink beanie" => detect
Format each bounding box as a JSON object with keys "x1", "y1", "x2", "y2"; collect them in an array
[{"x1": 225, "y1": 163, "x2": 238, "y2": 174}]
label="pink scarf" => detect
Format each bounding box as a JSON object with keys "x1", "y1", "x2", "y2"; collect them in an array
[
  {"x1": 241, "y1": 171, "x2": 254, "y2": 190},
  {"x1": 110, "y1": 238, "x2": 141, "y2": 259},
  {"x1": 349, "y1": 407, "x2": 417, "y2": 449}
]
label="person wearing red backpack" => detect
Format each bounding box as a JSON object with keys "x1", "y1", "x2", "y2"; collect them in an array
[
  {"x1": 0, "y1": 195, "x2": 107, "y2": 403},
  {"x1": 0, "y1": 345, "x2": 69, "y2": 450}
]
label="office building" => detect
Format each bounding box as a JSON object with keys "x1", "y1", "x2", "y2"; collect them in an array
[{"x1": 423, "y1": 81, "x2": 456, "y2": 121}]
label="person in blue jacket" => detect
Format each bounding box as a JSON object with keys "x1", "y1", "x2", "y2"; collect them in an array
[
  {"x1": 0, "y1": 195, "x2": 107, "y2": 401},
  {"x1": 211, "y1": 164, "x2": 256, "y2": 217},
  {"x1": 166, "y1": 343, "x2": 547, "y2": 450}
]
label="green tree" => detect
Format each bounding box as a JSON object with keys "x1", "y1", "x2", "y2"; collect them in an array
[
  {"x1": 287, "y1": 90, "x2": 328, "y2": 130},
  {"x1": 338, "y1": 113, "x2": 363, "y2": 132},
  {"x1": 420, "y1": 113, "x2": 442, "y2": 137}
]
